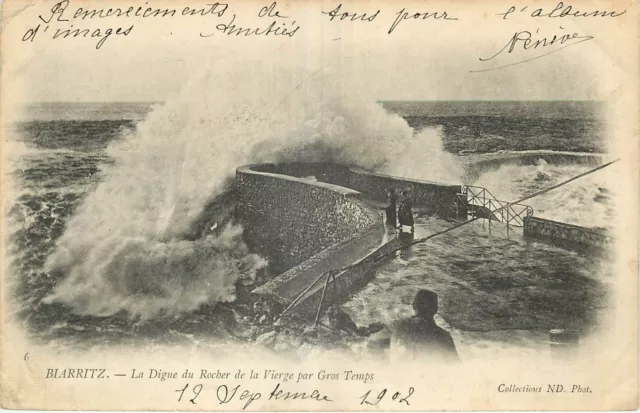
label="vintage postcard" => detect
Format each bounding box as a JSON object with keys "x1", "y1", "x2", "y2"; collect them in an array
[{"x1": 1, "y1": 0, "x2": 638, "y2": 410}]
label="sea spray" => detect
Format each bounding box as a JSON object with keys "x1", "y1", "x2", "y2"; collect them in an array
[
  {"x1": 473, "y1": 160, "x2": 616, "y2": 228},
  {"x1": 44, "y1": 224, "x2": 266, "y2": 318},
  {"x1": 44, "y1": 62, "x2": 461, "y2": 319}
]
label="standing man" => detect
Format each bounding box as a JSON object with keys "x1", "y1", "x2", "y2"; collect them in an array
[{"x1": 391, "y1": 289, "x2": 458, "y2": 362}]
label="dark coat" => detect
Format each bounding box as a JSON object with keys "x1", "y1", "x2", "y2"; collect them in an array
[
  {"x1": 398, "y1": 198, "x2": 414, "y2": 226},
  {"x1": 391, "y1": 316, "x2": 458, "y2": 362},
  {"x1": 385, "y1": 193, "x2": 397, "y2": 226}
]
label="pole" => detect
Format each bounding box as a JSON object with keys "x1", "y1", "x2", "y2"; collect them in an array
[
  {"x1": 277, "y1": 270, "x2": 334, "y2": 321},
  {"x1": 514, "y1": 159, "x2": 619, "y2": 205},
  {"x1": 275, "y1": 158, "x2": 620, "y2": 325},
  {"x1": 314, "y1": 273, "x2": 333, "y2": 327}
]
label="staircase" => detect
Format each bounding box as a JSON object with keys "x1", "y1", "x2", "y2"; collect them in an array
[{"x1": 455, "y1": 185, "x2": 534, "y2": 232}]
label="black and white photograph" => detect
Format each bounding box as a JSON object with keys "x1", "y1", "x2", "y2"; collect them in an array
[{"x1": 1, "y1": 0, "x2": 637, "y2": 410}]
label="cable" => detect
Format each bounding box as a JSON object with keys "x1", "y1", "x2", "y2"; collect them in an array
[{"x1": 277, "y1": 158, "x2": 620, "y2": 320}]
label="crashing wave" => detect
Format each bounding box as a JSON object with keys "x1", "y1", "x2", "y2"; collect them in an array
[{"x1": 43, "y1": 63, "x2": 462, "y2": 320}]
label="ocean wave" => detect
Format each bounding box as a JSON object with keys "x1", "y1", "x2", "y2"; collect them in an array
[
  {"x1": 473, "y1": 159, "x2": 617, "y2": 228},
  {"x1": 5, "y1": 140, "x2": 87, "y2": 160},
  {"x1": 43, "y1": 63, "x2": 461, "y2": 319}
]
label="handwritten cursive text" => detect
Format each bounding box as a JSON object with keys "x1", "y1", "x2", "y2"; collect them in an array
[
  {"x1": 474, "y1": 27, "x2": 593, "y2": 72},
  {"x1": 388, "y1": 8, "x2": 457, "y2": 34}
]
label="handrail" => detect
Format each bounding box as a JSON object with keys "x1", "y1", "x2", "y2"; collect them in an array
[
  {"x1": 465, "y1": 185, "x2": 502, "y2": 205},
  {"x1": 457, "y1": 185, "x2": 534, "y2": 231}
]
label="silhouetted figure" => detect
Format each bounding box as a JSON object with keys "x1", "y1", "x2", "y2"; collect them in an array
[
  {"x1": 385, "y1": 189, "x2": 397, "y2": 227},
  {"x1": 391, "y1": 290, "x2": 458, "y2": 362},
  {"x1": 397, "y1": 191, "x2": 414, "y2": 233}
]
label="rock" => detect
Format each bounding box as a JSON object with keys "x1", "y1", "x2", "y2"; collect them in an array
[
  {"x1": 273, "y1": 331, "x2": 304, "y2": 353},
  {"x1": 256, "y1": 329, "x2": 304, "y2": 353},
  {"x1": 255, "y1": 330, "x2": 278, "y2": 348}
]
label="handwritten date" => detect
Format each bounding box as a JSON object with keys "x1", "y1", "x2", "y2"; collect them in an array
[
  {"x1": 360, "y1": 387, "x2": 414, "y2": 405},
  {"x1": 176, "y1": 382, "x2": 332, "y2": 410},
  {"x1": 175, "y1": 382, "x2": 415, "y2": 409}
]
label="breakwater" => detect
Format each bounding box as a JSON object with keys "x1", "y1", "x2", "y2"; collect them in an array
[
  {"x1": 523, "y1": 216, "x2": 611, "y2": 252},
  {"x1": 237, "y1": 162, "x2": 463, "y2": 319},
  {"x1": 236, "y1": 160, "x2": 608, "y2": 320},
  {"x1": 250, "y1": 162, "x2": 463, "y2": 219},
  {"x1": 348, "y1": 167, "x2": 463, "y2": 219},
  {"x1": 236, "y1": 164, "x2": 380, "y2": 274}
]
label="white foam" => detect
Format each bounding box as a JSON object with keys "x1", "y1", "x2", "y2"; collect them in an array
[
  {"x1": 43, "y1": 63, "x2": 461, "y2": 319},
  {"x1": 473, "y1": 160, "x2": 617, "y2": 229}
]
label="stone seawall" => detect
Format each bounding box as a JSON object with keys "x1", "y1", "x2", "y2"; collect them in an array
[
  {"x1": 523, "y1": 216, "x2": 611, "y2": 251},
  {"x1": 348, "y1": 168, "x2": 463, "y2": 219},
  {"x1": 285, "y1": 237, "x2": 401, "y2": 320},
  {"x1": 238, "y1": 161, "x2": 608, "y2": 320},
  {"x1": 236, "y1": 165, "x2": 380, "y2": 273},
  {"x1": 252, "y1": 225, "x2": 392, "y2": 311},
  {"x1": 251, "y1": 163, "x2": 352, "y2": 185},
  {"x1": 251, "y1": 163, "x2": 464, "y2": 219},
  {"x1": 238, "y1": 162, "x2": 463, "y2": 320}
]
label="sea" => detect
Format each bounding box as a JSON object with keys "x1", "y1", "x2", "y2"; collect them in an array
[{"x1": 5, "y1": 100, "x2": 613, "y2": 357}]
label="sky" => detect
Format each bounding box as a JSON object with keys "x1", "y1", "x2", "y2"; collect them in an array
[{"x1": 1, "y1": 0, "x2": 633, "y2": 103}]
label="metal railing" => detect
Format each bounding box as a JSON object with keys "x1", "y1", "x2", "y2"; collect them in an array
[{"x1": 456, "y1": 185, "x2": 534, "y2": 233}]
